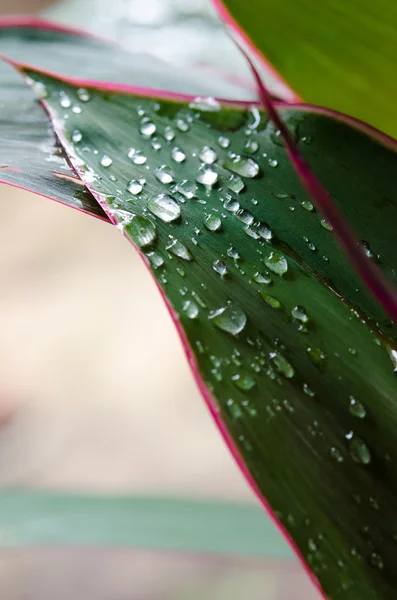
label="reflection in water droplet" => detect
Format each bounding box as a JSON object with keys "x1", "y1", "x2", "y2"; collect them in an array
[
  {"x1": 128, "y1": 148, "x2": 147, "y2": 164},
  {"x1": 147, "y1": 193, "x2": 181, "y2": 222},
  {"x1": 127, "y1": 179, "x2": 143, "y2": 195},
  {"x1": 232, "y1": 371, "x2": 256, "y2": 391},
  {"x1": 166, "y1": 238, "x2": 193, "y2": 261},
  {"x1": 265, "y1": 252, "x2": 288, "y2": 276},
  {"x1": 155, "y1": 165, "x2": 174, "y2": 184},
  {"x1": 183, "y1": 300, "x2": 199, "y2": 319},
  {"x1": 349, "y1": 397, "x2": 367, "y2": 419},
  {"x1": 204, "y1": 214, "x2": 222, "y2": 231},
  {"x1": 213, "y1": 259, "x2": 227, "y2": 276},
  {"x1": 224, "y1": 155, "x2": 260, "y2": 178},
  {"x1": 126, "y1": 215, "x2": 156, "y2": 248},
  {"x1": 209, "y1": 303, "x2": 247, "y2": 336},
  {"x1": 196, "y1": 165, "x2": 218, "y2": 186},
  {"x1": 100, "y1": 155, "x2": 112, "y2": 167},
  {"x1": 199, "y1": 146, "x2": 217, "y2": 164},
  {"x1": 227, "y1": 175, "x2": 245, "y2": 194},
  {"x1": 171, "y1": 147, "x2": 186, "y2": 163},
  {"x1": 345, "y1": 431, "x2": 371, "y2": 464},
  {"x1": 218, "y1": 136, "x2": 230, "y2": 148}
]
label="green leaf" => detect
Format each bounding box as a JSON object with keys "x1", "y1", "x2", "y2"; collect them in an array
[
  {"x1": 0, "y1": 19, "x2": 255, "y2": 219},
  {"x1": 213, "y1": 0, "x2": 397, "y2": 140},
  {"x1": 14, "y1": 66, "x2": 397, "y2": 599},
  {"x1": 0, "y1": 490, "x2": 292, "y2": 558}
]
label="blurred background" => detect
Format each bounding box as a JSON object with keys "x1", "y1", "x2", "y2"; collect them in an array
[{"x1": 0, "y1": 0, "x2": 320, "y2": 597}]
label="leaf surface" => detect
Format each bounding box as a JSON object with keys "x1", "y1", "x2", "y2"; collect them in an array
[
  {"x1": 10, "y1": 65, "x2": 397, "y2": 599},
  {"x1": 213, "y1": 0, "x2": 397, "y2": 139}
]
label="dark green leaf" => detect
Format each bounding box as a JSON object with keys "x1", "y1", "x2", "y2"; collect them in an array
[
  {"x1": 214, "y1": 0, "x2": 397, "y2": 139},
  {"x1": 16, "y1": 67, "x2": 397, "y2": 599}
]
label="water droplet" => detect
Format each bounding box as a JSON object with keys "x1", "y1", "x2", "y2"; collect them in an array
[
  {"x1": 100, "y1": 155, "x2": 112, "y2": 167},
  {"x1": 227, "y1": 246, "x2": 240, "y2": 260},
  {"x1": 218, "y1": 136, "x2": 230, "y2": 149},
  {"x1": 301, "y1": 200, "x2": 314, "y2": 212},
  {"x1": 244, "y1": 140, "x2": 259, "y2": 154},
  {"x1": 126, "y1": 215, "x2": 157, "y2": 248},
  {"x1": 292, "y1": 306, "x2": 309, "y2": 323},
  {"x1": 204, "y1": 214, "x2": 222, "y2": 231},
  {"x1": 189, "y1": 96, "x2": 221, "y2": 111},
  {"x1": 146, "y1": 251, "x2": 164, "y2": 268},
  {"x1": 232, "y1": 371, "x2": 256, "y2": 391},
  {"x1": 72, "y1": 130, "x2": 82, "y2": 143},
  {"x1": 260, "y1": 292, "x2": 282, "y2": 310},
  {"x1": 265, "y1": 252, "x2": 288, "y2": 276},
  {"x1": 227, "y1": 398, "x2": 242, "y2": 419},
  {"x1": 155, "y1": 165, "x2": 174, "y2": 184},
  {"x1": 330, "y1": 447, "x2": 344, "y2": 462},
  {"x1": 320, "y1": 219, "x2": 333, "y2": 231},
  {"x1": 171, "y1": 147, "x2": 186, "y2": 163},
  {"x1": 224, "y1": 155, "x2": 260, "y2": 178},
  {"x1": 183, "y1": 300, "x2": 199, "y2": 319},
  {"x1": 151, "y1": 138, "x2": 162, "y2": 151},
  {"x1": 236, "y1": 209, "x2": 254, "y2": 225},
  {"x1": 254, "y1": 272, "x2": 271, "y2": 284},
  {"x1": 349, "y1": 397, "x2": 366, "y2": 419},
  {"x1": 213, "y1": 259, "x2": 227, "y2": 276},
  {"x1": 270, "y1": 352, "x2": 295, "y2": 378},
  {"x1": 127, "y1": 179, "x2": 143, "y2": 195},
  {"x1": 271, "y1": 129, "x2": 284, "y2": 146},
  {"x1": 140, "y1": 119, "x2": 156, "y2": 137},
  {"x1": 147, "y1": 193, "x2": 181, "y2": 222},
  {"x1": 243, "y1": 226, "x2": 260, "y2": 240},
  {"x1": 268, "y1": 158, "x2": 278, "y2": 168},
  {"x1": 76, "y1": 88, "x2": 90, "y2": 102},
  {"x1": 175, "y1": 180, "x2": 197, "y2": 199},
  {"x1": 256, "y1": 222, "x2": 273, "y2": 240},
  {"x1": 209, "y1": 303, "x2": 247, "y2": 336},
  {"x1": 227, "y1": 175, "x2": 245, "y2": 194},
  {"x1": 128, "y1": 148, "x2": 147, "y2": 164},
  {"x1": 361, "y1": 240, "x2": 375, "y2": 258},
  {"x1": 345, "y1": 431, "x2": 371, "y2": 464},
  {"x1": 199, "y1": 146, "x2": 217, "y2": 164},
  {"x1": 306, "y1": 347, "x2": 327, "y2": 369},
  {"x1": 164, "y1": 125, "x2": 176, "y2": 141},
  {"x1": 224, "y1": 197, "x2": 240, "y2": 212},
  {"x1": 303, "y1": 383, "x2": 315, "y2": 396},
  {"x1": 59, "y1": 91, "x2": 72, "y2": 108},
  {"x1": 166, "y1": 238, "x2": 193, "y2": 260},
  {"x1": 370, "y1": 552, "x2": 384, "y2": 570},
  {"x1": 196, "y1": 165, "x2": 218, "y2": 186},
  {"x1": 176, "y1": 118, "x2": 189, "y2": 132},
  {"x1": 30, "y1": 80, "x2": 47, "y2": 98}
]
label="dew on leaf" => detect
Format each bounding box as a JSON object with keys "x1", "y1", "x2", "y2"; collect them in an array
[
  {"x1": 59, "y1": 91, "x2": 72, "y2": 108},
  {"x1": 268, "y1": 158, "x2": 278, "y2": 168},
  {"x1": 176, "y1": 118, "x2": 189, "y2": 132},
  {"x1": 345, "y1": 431, "x2": 371, "y2": 464},
  {"x1": 224, "y1": 155, "x2": 260, "y2": 178},
  {"x1": 236, "y1": 209, "x2": 254, "y2": 225},
  {"x1": 349, "y1": 397, "x2": 367, "y2": 419},
  {"x1": 126, "y1": 215, "x2": 156, "y2": 248},
  {"x1": 128, "y1": 148, "x2": 147, "y2": 164},
  {"x1": 209, "y1": 303, "x2": 247, "y2": 336},
  {"x1": 72, "y1": 130, "x2": 82, "y2": 143},
  {"x1": 303, "y1": 383, "x2": 315, "y2": 396},
  {"x1": 227, "y1": 246, "x2": 240, "y2": 260},
  {"x1": 271, "y1": 129, "x2": 284, "y2": 146},
  {"x1": 265, "y1": 251, "x2": 288, "y2": 276},
  {"x1": 224, "y1": 197, "x2": 240, "y2": 212},
  {"x1": 244, "y1": 139, "x2": 259, "y2": 154},
  {"x1": 370, "y1": 553, "x2": 384, "y2": 570},
  {"x1": 227, "y1": 399, "x2": 242, "y2": 419},
  {"x1": 151, "y1": 138, "x2": 162, "y2": 151},
  {"x1": 196, "y1": 165, "x2": 218, "y2": 186},
  {"x1": 270, "y1": 352, "x2": 295, "y2": 378},
  {"x1": 183, "y1": 300, "x2": 199, "y2": 319},
  {"x1": 306, "y1": 346, "x2": 327, "y2": 369},
  {"x1": 227, "y1": 174, "x2": 245, "y2": 194},
  {"x1": 218, "y1": 135, "x2": 230, "y2": 148},
  {"x1": 164, "y1": 125, "x2": 176, "y2": 141},
  {"x1": 330, "y1": 447, "x2": 344, "y2": 463},
  {"x1": 76, "y1": 87, "x2": 90, "y2": 102},
  {"x1": 256, "y1": 222, "x2": 273, "y2": 240},
  {"x1": 100, "y1": 155, "x2": 112, "y2": 168},
  {"x1": 189, "y1": 96, "x2": 221, "y2": 111},
  {"x1": 320, "y1": 219, "x2": 333, "y2": 231},
  {"x1": 166, "y1": 238, "x2": 193, "y2": 260},
  {"x1": 204, "y1": 214, "x2": 222, "y2": 231},
  {"x1": 261, "y1": 291, "x2": 282, "y2": 310},
  {"x1": 292, "y1": 305, "x2": 309, "y2": 323},
  {"x1": 171, "y1": 147, "x2": 186, "y2": 163},
  {"x1": 232, "y1": 371, "x2": 257, "y2": 391},
  {"x1": 140, "y1": 119, "x2": 156, "y2": 137},
  {"x1": 146, "y1": 250, "x2": 164, "y2": 268},
  {"x1": 127, "y1": 179, "x2": 143, "y2": 195},
  {"x1": 147, "y1": 193, "x2": 181, "y2": 222},
  {"x1": 175, "y1": 180, "x2": 197, "y2": 199},
  {"x1": 361, "y1": 240, "x2": 375, "y2": 258},
  {"x1": 213, "y1": 259, "x2": 227, "y2": 276},
  {"x1": 301, "y1": 200, "x2": 314, "y2": 212},
  {"x1": 244, "y1": 226, "x2": 260, "y2": 240},
  {"x1": 254, "y1": 272, "x2": 271, "y2": 284},
  {"x1": 199, "y1": 146, "x2": 217, "y2": 164}
]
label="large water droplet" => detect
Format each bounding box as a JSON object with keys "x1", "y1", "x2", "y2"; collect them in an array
[
  {"x1": 213, "y1": 259, "x2": 227, "y2": 276},
  {"x1": 227, "y1": 175, "x2": 245, "y2": 194},
  {"x1": 265, "y1": 252, "x2": 288, "y2": 276},
  {"x1": 199, "y1": 146, "x2": 217, "y2": 164},
  {"x1": 349, "y1": 397, "x2": 367, "y2": 419},
  {"x1": 147, "y1": 193, "x2": 181, "y2": 222},
  {"x1": 224, "y1": 155, "x2": 260, "y2": 178},
  {"x1": 165, "y1": 238, "x2": 191, "y2": 261},
  {"x1": 126, "y1": 215, "x2": 157, "y2": 248},
  {"x1": 236, "y1": 209, "x2": 254, "y2": 225},
  {"x1": 100, "y1": 155, "x2": 112, "y2": 167},
  {"x1": 140, "y1": 119, "x2": 156, "y2": 137},
  {"x1": 224, "y1": 197, "x2": 240, "y2": 212},
  {"x1": 155, "y1": 165, "x2": 174, "y2": 184},
  {"x1": 183, "y1": 300, "x2": 199, "y2": 319},
  {"x1": 146, "y1": 251, "x2": 164, "y2": 268},
  {"x1": 127, "y1": 179, "x2": 143, "y2": 195},
  {"x1": 345, "y1": 431, "x2": 371, "y2": 464},
  {"x1": 204, "y1": 214, "x2": 222, "y2": 231},
  {"x1": 209, "y1": 303, "x2": 247, "y2": 336},
  {"x1": 196, "y1": 165, "x2": 218, "y2": 186},
  {"x1": 128, "y1": 148, "x2": 147, "y2": 164},
  {"x1": 232, "y1": 371, "x2": 256, "y2": 391},
  {"x1": 256, "y1": 222, "x2": 273, "y2": 240},
  {"x1": 320, "y1": 219, "x2": 333, "y2": 231},
  {"x1": 171, "y1": 147, "x2": 186, "y2": 163}
]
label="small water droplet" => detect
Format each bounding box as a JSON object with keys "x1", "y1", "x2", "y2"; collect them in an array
[
  {"x1": 183, "y1": 300, "x2": 199, "y2": 319},
  {"x1": 59, "y1": 91, "x2": 72, "y2": 108},
  {"x1": 204, "y1": 214, "x2": 222, "y2": 231},
  {"x1": 209, "y1": 303, "x2": 247, "y2": 336},
  {"x1": 349, "y1": 397, "x2": 367, "y2": 419},
  {"x1": 321, "y1": 219, "x2": 333, "y2": 231},
  {"x1": 218, "y1": 136, "x2": 230, "y2": 148},
  {"x1": 254, "y1": 272, "x2": 271, "y2": 284},
  {"x1": 256, "y1": 222, "x2": 273, "y2": 241},
  {"x1": 306, "y1": 347, "x2": 327, "y2": 369},
  {"x1": 232, "y1": 371, "x2": 256, "y2": 391},
  {"x1": 301, "y1": 201, "x2": 314, "y2": 212},
  {"x1": 30, "y1": 80, "x2": 47, "y2": 98},
  {"x1": 236, "y1": 209, "x2": 254, "y2": 225},
  {"x1": 72, "y1": 105, "x2": 81, "y2": 114},
  {"x1": 330, "y1": 447, "x2": 344, "y2": 462},
  {"x1": 151, "y1": 138, "x2": 162, "y2": 151},
  {"x1": 265, "y1": 252, "x2": 288, "y2": 276},
  {"x1": 196, "y1": 165, "x2": 218, "y2": 186},
  {"x1": 270, "y1": 352, "x2": 295, "y2": 378},
  {"x1": 303, "y1": 383, "x2": 315, "y2": 396},
  {"x1": 126, "y1": 215, "x2": 157, "y2": 248},
  {"x1": 224, "y1": 155, "x2": 260, "y2": 178},
  {"x1": 72, "y1": 130, "x2": 82, "y2": 143},
  {"x1": 175, "y1": 180, "x2": 197, "y2": 199},
  {"x1": 199, "y1": 146, "x2": 217, "y2": 164},
  {"x1": 361, "y1": 240, "x2": 375, "y2": 258},
  {"x1": 164, "y1": 125, "x2": 176, "y2": 141},
  {"x1": 100, "y1": 155, "x2": 112, "y2": 167},
  {"x1": 345, "y1": 431, "x2": 371, "y2": 464},
  {"x1": 127, "y1": 179, "x2": 143, "y2": 195},
  {"x1": 271, "y1": 129, "x2": 284, "y2": 146},
  {"x1": 227, "y1": 175, "x2": 245, "y2": 194},
  {"x1": 155, "y1": 165, "x2": 174, "y2": 184},
  {"x1": 147, "y1": 193, "x2": 181, "y2": 222},
  {"x1": 244, "y1": 140, "x2": 259, "y2": 154},
  {"x1": 370, "y1": 552, "x2": 384, "y2": 570},
  {"x1": 76, "y1": 88, "x2": 90, "y2": 102},
  {"x1": 260, "y1": 292, "x2": 282, "y2": 310},
  {"x1": 166, "y1": 238, "x2": 193, "y2": 260},
  {"x1": 171, "y1": 147, "x2": 186, "y2": 163},
  {"x1": 213, "y1": 259, "x2": 227, "y2": 276},
  {"x1": 176, "y1": 118, "x2": 189, "y2": 132},
  {"x1": 292, "y1": 306, "x2": 309, "y2": 323},
  {"x1": 224, "y1": 197, "x2": 240, "y2": 212},
  {"x1": 128, "y1": 148, "x2": 147, "y2": 164},
  {"x1": 146, "y1": 251, "x2": 164, "y2": 268},
  {"x1": 268, "y1": 158, "x2": 278, "y2": 168},
  {"x1": 227, "y1": 246, "x2": 240, "y2": 260},
  {"x1": 140, "y1": 119, "x2": 156, "y2": 138}
]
